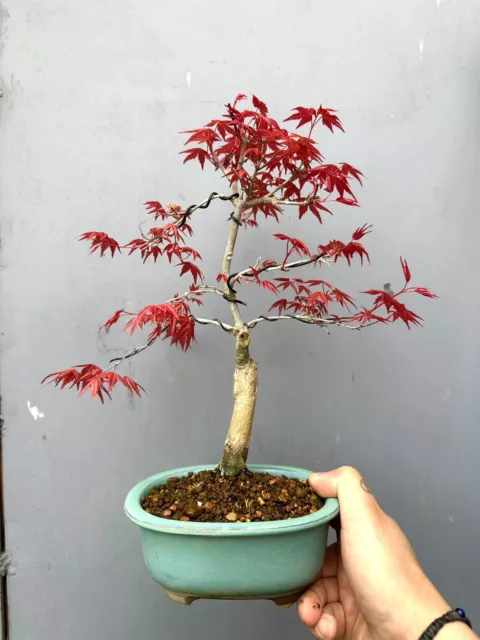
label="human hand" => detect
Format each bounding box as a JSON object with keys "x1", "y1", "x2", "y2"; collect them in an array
[{"x1": 297, "y1": 467, "x2": 468, "y2": 640}]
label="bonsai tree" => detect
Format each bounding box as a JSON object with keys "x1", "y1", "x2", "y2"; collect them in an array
[{"x1": 43, "y1": 94, "x2": 435, "y2": 478}]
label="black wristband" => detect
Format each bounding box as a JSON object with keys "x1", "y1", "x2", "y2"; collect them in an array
[{"x1": 419, "y1": 608, "x2": 472, "y2": 639}]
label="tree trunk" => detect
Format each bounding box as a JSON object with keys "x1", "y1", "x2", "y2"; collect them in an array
[{"x1": 219, "y1": 329, "x2": 258, "y2": 476}]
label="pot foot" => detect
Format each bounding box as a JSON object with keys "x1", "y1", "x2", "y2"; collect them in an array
[
  {"x1": 166, "y1": 590, "x2": 196, "y2": 605},
  {"x1": 271, "y1": 590, "x2": 303, "y2": 607},
  {"x1": 164, "y1": 589, "x2": 303, "y2": 606}
]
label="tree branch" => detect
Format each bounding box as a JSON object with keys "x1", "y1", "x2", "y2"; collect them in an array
[
  {"x1": 177, "y1": 192, "x2": 239, "y2": 229},
  {"x1": 245, "y1": 192, "x2": 325, "y2": 209},
  {"x1": 105, "y1": 339, "x2": 156, "y2": 372},
  {"x1": 167, "y1": 285, "x2": 225, "y2": 305},
  {"x1": 221, "y1": 195, "x2": 246, "y2": 327},
  {"x1": 246, "y1": 314, "x2": 362, "y2": 330},
  {"x1": 193, "y1": 317, "x2": 234, "y2": 332},
  {"x1": 227, "y1": 252, "x2": 330, "y2": 294}
]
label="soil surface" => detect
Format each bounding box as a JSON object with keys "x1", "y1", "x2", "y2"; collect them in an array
[{"x1": 141, "y1": 469, "x2": 324, "y2": 523}]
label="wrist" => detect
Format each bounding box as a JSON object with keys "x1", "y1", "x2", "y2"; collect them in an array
[
  {"x1": 392, "y1": 578, "x2": 450, "y2": 640},
  {"x1": 435, "y1": 623, "x2": 477, "y2": 639}
]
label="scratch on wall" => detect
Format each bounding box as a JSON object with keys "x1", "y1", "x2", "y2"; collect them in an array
[
  {"x1": 419, "y1": 38, "x2": 425, "y2": 60},
  {"x1": 27, "y1": 401, "x2": 44, "y2": 420}
]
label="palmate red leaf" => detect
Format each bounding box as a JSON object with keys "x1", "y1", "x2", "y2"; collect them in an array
[
  {"x1": 259, "y1": 280, "x2": 278, "y2": 295},
  {"x1": 42, "y1": 367, "x2": 83, "y2": 390},
  {"x1": 180, "y1": 147, "x2": 211, "y2": 169},
  {"x1": 144, "y1": 201, "x2": 168, "y2": 220},
  {"x1": 124, "y1": 303, "x2": 179, "y2": 335},
  {"x1": 299, "y1": 200, "x2": 332, "y2": 223},
  {"x1": 352, "y1": 224, "x2": 372, "y2": 241},
  {"x1": 124, "y1": 238, "x2": 163, "y2": 263},
  {"x1": 149, "y1": 223, "x2": 184, "y2": 243},
  {"x1": 330, "y1": 288, "x2": 357, "y2": 310},
  {"x1": 122, "y1": 300, "x2": 195, "y2": 351},
  {"x1": 336, "y1": 197, "x2": 359, "y2": 207},
  {"x1": 269, "y1": 298, "x2": 289, "y2": 314},
  {"x1": 252, "y1": 95, "x2": 268, "y2": 115},
  {"x1": 167, "y1": 314, "x2": 195, "y2": 351},
  {"x1": 362, "y1": 290, "x2": 423, "y2": 328},
  {"x1": 42, "y1": 364, "x2": 144, "y2": 402},
  {"x1": 409, "y1": 287, "x2": 437, "y2": 299},
  {"x1": 77, "y1": 371, "x2": 145, "y2": 402},
  {"x1": 320, "y1": 239, "x2": 370, "y2": 265},
  {"x1": 234, "y1": 93, "x2": 247, "y2": 106},
  {"x1": 400, "y1": 256, "x2": 411, "y2": 284},
  {"x1": 284, "y1": 107, "x2": 316, "y2": 129},
  {"x1": 317, "y1": 106, "x2": 345, "y2": 133},
  {"x1": 389, "y1": 303, "x2": 423, "y2": 328},
  {"x1": 179, "y1": 261, "x2": 203, "y2": 285},
  {"x1": 274, "y1": 233, "x2": 311, "y2": 257},
  {"x1": 78, "y1": 232, "x2": 121, "y2": 257},
  {"x1": 100, "y1": 309, "x2": 130, "y2": 331},
  {"x1": 354, "y1": 308, "x2": 389, "y2": 325},
  {"x1": 307, "y1": 291, "x2": 331, "y2": 306},
  {"x1": 274, "y1": 277, "x2": 313, "y2": 295},
  {"x1": 182, "y1": 128, "x2": 220, "y2": 146},
  {"x1": 340, "y1": 163, "x2": 364, "y2": 185}
]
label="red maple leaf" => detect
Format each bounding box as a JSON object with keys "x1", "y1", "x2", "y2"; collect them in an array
[{"x1": 78, "y1": 232, "x2": 121, "y2": 257}]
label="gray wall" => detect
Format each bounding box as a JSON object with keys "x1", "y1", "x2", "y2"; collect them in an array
[{"x1": 1, "y1": 0, "x2": 479, "y2": 638}]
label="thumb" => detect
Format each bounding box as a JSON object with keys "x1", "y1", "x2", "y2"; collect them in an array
[{"x1": 309, "y1": 466, "x2": 379, "y2": 529}]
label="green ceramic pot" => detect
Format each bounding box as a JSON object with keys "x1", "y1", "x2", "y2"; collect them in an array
[{"x1": 124, "y1": 464, "x2": 339, "y2": 605}]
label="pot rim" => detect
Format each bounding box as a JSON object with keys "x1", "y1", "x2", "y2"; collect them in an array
[{"x1": 124, "y1": 464, "x2": 339, "y2": 536}]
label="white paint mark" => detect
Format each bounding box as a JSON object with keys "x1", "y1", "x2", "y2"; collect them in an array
[
  {"x1": 335, "y1": 431, "x2": 340, "y2": 444},
  {"x1": 448, "y1": 516, "x2": 454, "y2": 523},
  {"x1": 186, "y1": 70, "x2": 192, "y2": 88},
  {"x1": 436, "y1": 0, "x2": 441, "y2": 8},
  {"x1": 27, "y1": 401, "x2": 45, "y2": 420},
  {"x1": 442, "y1": 388, "x2": 451, "y2": 402},
  {"x1": 390, "y1": 113, "x2": 395, "y2": 119},
  {"x1": 419, "y1": 38, "x2": 424, "y2": 59}
]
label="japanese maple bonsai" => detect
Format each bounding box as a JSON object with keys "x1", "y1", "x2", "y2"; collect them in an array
[{"x1": 43, "y1": 94, "x2": 435, "y2": 604}]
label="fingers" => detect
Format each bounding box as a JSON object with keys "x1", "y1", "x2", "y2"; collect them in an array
[
  {"x1": 319, "y1": 543, "x2": 338, "y2": 579},
  {"x1": 297, "y1": 577, "x2": 339, "y2": 627},
  {"x1": 299, "y1": 597, "x2": 346, "y2": 639},
  {"x1": 314, "y1": 603, "x2": 346, "y2": 639},
  {"x1": 309, "y1": 466, "x2": 380, "y2": 530}
]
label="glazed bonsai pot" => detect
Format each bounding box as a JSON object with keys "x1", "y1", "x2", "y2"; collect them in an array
[{"x1": 124, "y1": 464, "x2": 339, "y2": 605}]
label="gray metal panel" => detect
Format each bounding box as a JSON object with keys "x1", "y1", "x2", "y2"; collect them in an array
[{"x1": 0, "y1": 0, "x2": 479, "y2": 638}]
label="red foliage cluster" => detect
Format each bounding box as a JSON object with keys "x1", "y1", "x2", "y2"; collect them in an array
[
  {"x1": 42, "y1": 364, "x2": 144, "y2": 404},
  {"x1": 44, "y1": 94, "x2": 436, "y2": 401}
]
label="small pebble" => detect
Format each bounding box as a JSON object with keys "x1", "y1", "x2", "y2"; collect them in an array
[{"x1": 226, "y1": 512, "x2": 238, "y2": 522}]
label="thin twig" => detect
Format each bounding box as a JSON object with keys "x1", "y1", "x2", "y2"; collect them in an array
[
  {"x1": 105, "y1": 339, "x2": 157, "y2": 371},
  {"x1": 166, "y1": 286, "x2": 224, "y2": 305}
]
